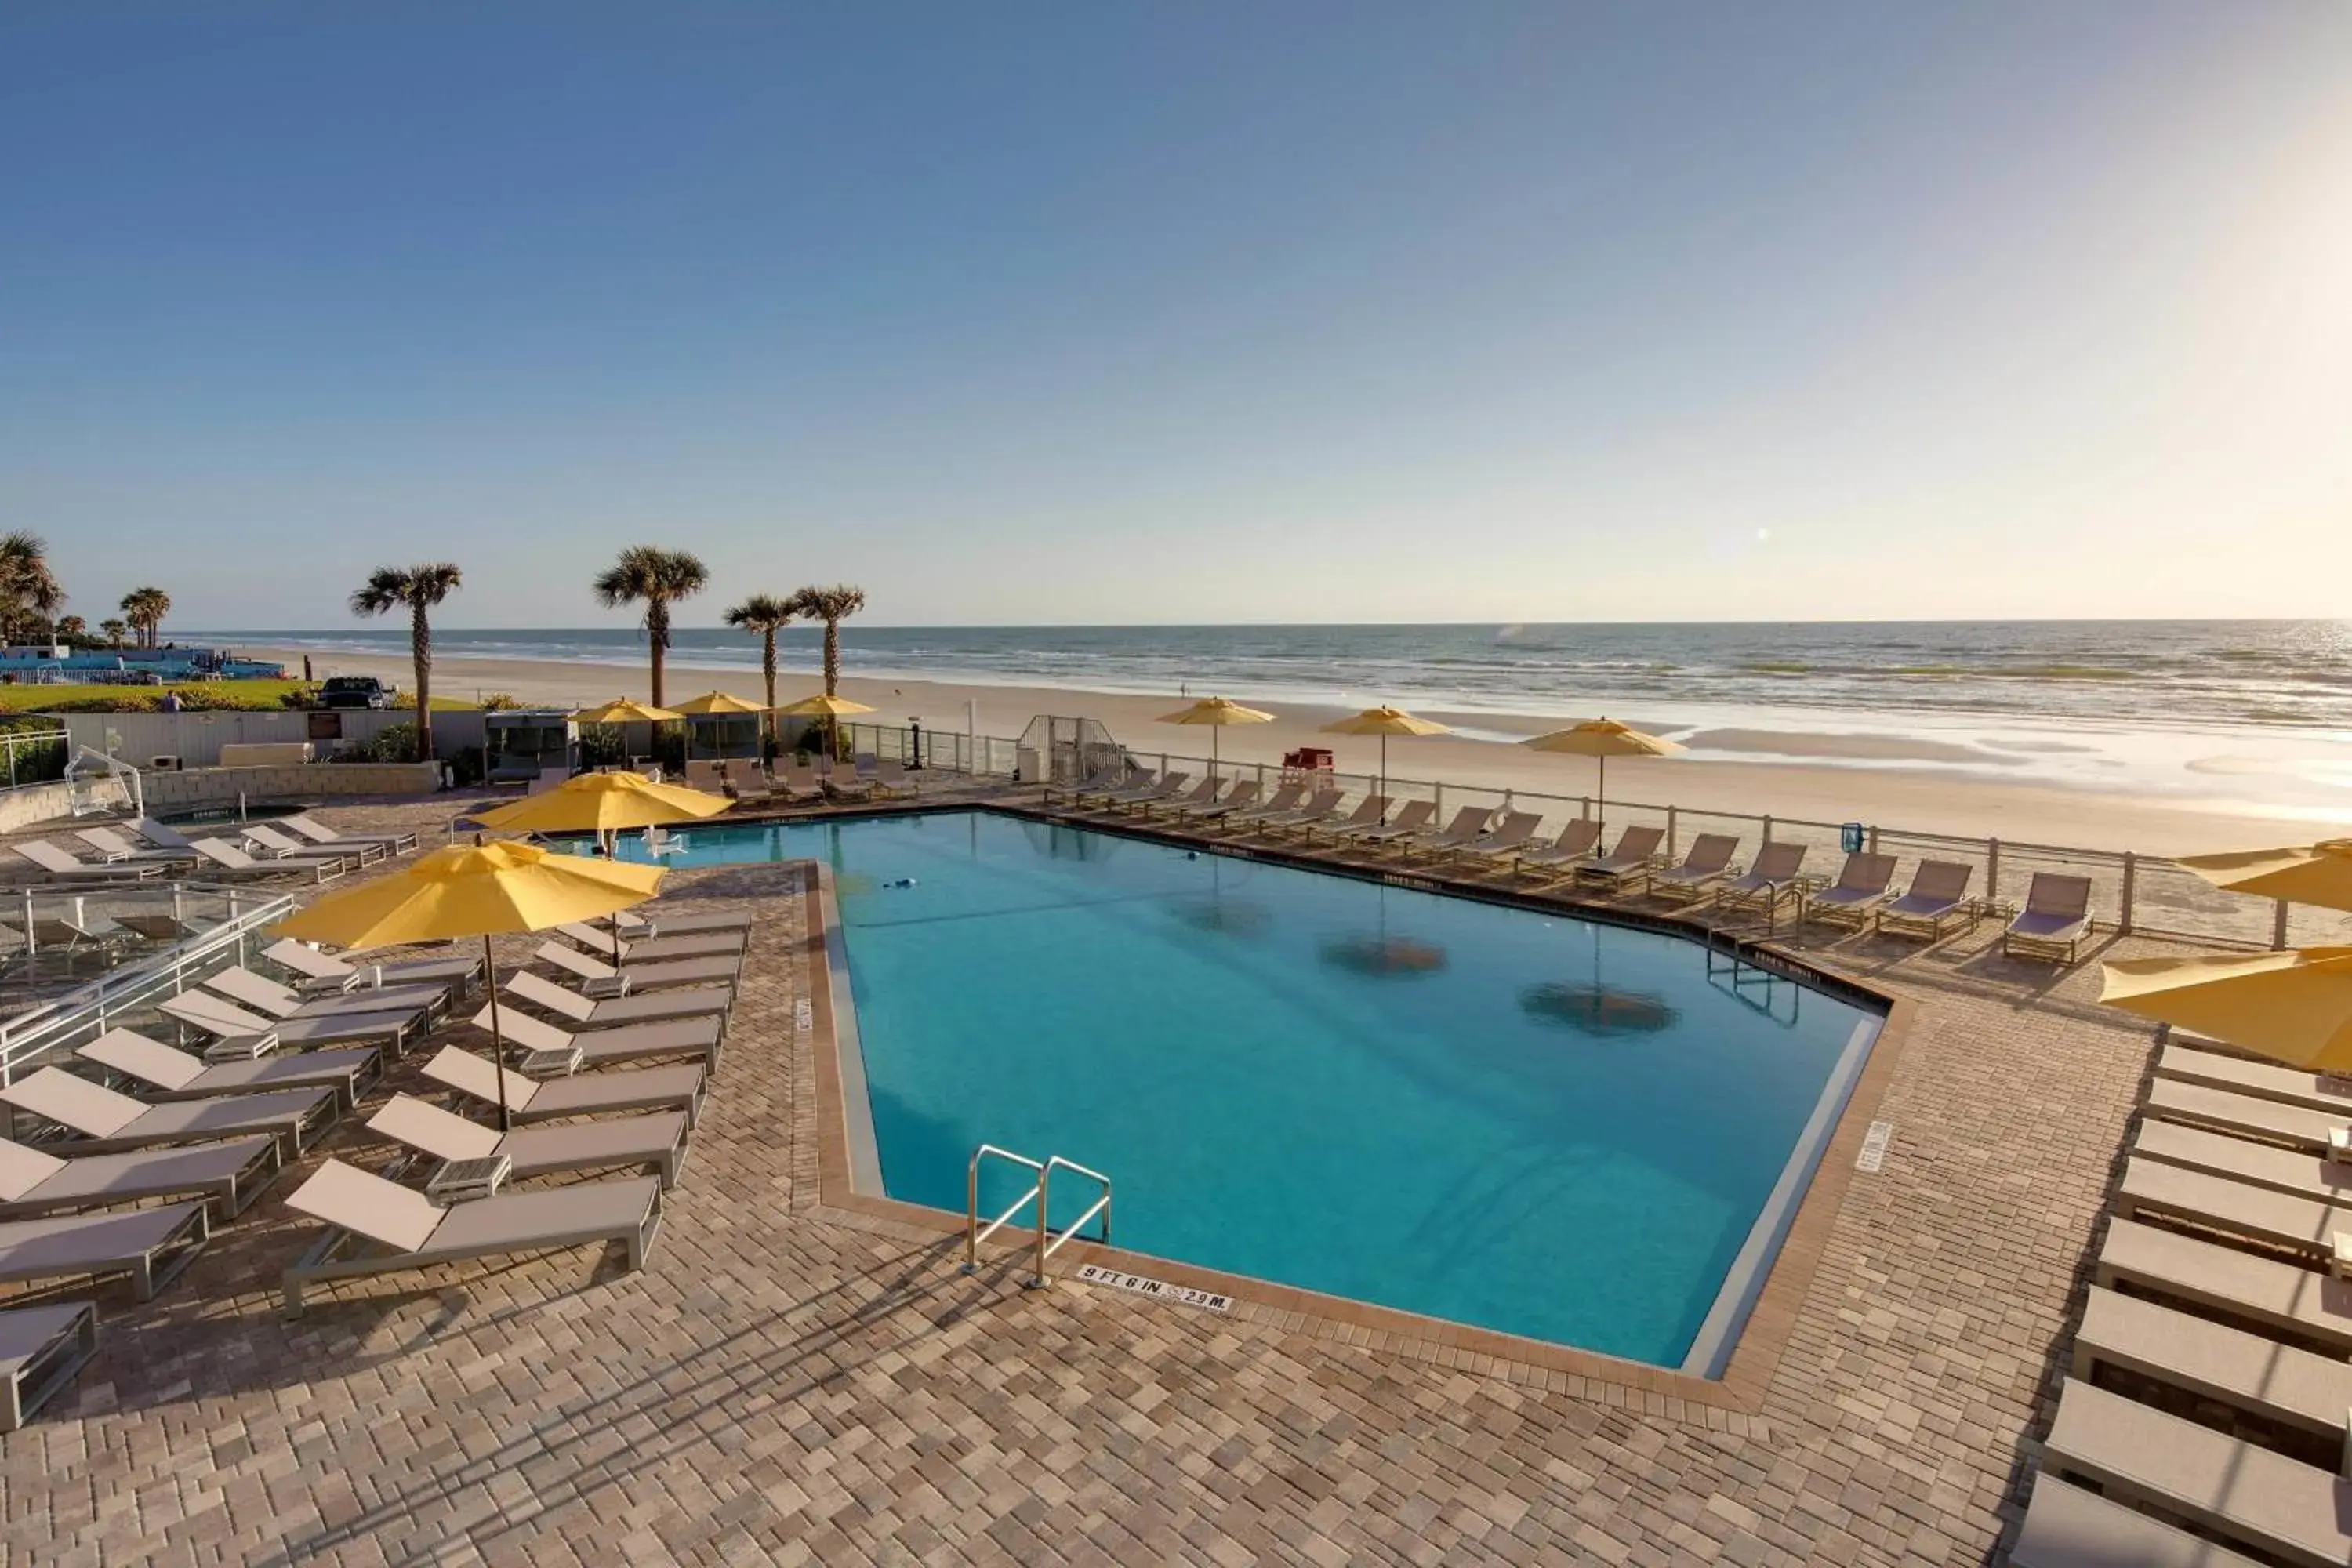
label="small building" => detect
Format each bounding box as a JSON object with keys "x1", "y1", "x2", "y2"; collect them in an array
[{"x1": 485, "y1": 710, "x2": 579, "y2": 783}]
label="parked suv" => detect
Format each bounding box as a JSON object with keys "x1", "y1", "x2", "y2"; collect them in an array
[{"x1": 318, "y1": 675, "x2": 394, "y2": 710}]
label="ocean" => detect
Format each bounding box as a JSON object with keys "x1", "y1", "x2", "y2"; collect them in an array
[{"x1": 217, "y1": 619, "x2": 2352, "y2": 734}]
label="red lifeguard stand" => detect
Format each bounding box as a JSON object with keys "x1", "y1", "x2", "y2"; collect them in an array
[{"x1": 1280, "y1": 746, "x2": 1334, "y2": 787}]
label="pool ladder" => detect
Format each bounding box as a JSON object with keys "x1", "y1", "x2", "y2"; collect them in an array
[{"x1": 963, "y1": 1145, "x2": 1113, "y2": 1289}]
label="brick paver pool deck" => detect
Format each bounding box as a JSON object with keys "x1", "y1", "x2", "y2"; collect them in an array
[{"x1": 0, "y1": 790, "x2": 2173, "y2": 1565}]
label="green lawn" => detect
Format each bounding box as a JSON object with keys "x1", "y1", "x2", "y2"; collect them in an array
[{"x1": 0, "y1": 681, "x2": 479, "y2": 714}]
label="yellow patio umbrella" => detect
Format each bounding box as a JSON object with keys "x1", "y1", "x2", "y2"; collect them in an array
[
  {"x1": 1157, "y1": 696, "x2": 1275, "y2": 775},
  {"x1": 1521, "y1": 718, "x2": 1684, "y2": 830},
  {"x1": 670, "y1": 690, "x2": 766, "y2": 716},
  {"x1": 775, "y1": 692, "x2": 876, "y2": 759},
  {"x1": 571, "y1": 698, "x2": 683, "y2": 724},
  {"x1": 1320, "y1": 705, "x2": 1450, "y2": 799},
  {"x1": 472, "y1": 769, "x2": 730, "y2": 835},
  {"x1": 274, "y1": 840, "x2": 666, "y2": 1128},
  {"x1": 2177, "y1": 840, "x2": 2352, "y2": 913},
  {"x1": 2100, "y1": 947, "x2": 2352, "y2": 1073}
]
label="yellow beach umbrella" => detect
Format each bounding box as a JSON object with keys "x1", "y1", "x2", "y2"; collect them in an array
[
  {"x1": 2100, "y1": 947, "x2": 2352, "y2": 1073},
  {"x1": 275, "y1": 841, "x2": 667, "y2": 1127},
  {"x1": 670, "y1": 691, "x2": 766, "y2": 716},
  {"x1": 1320, "y1": 705, "x2": 1450, "y2": 798},
  {"x1": 2177, "y1": 840, "x2": 2352, "y2": 913},
  {"x1": 776, "y1": 692, "x2": 876, "y2": 758},
  {"x1": 571, "y1": 697, "x2": 683, "y2": 724},
  {"x1": 1521, "y1": 718, "x2": 1684, "y2": 829},
  {"x1": 472, "y1": 769, "x2": 730, "y2": 835},
  {"x1": 1157, "y1": 696, "x2": 1275, "y2": 773}
]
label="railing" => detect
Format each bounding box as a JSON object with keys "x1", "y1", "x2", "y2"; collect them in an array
[
  {"x1": 837, "y1": 724, "x2": 1021, "y2": 779},
  {"x1": 1075, "y1": 743, "x2": 2345, "y2": 954},
  {"x1": 0, "y1": 885, "x2": 297, "y2": 1083},
  {"x1": 963, "y1": 1143, "x2": 1113, "y2": 1287},
  {"x1": 0, "y1": 728, "x2": 70, "y2": 789}
]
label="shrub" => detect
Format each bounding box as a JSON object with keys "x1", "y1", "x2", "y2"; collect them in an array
[{"x1": 480, "y1": 692, "x2": 523, "y2": 712}]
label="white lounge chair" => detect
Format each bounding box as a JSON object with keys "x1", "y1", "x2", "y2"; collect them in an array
[
  {"x1": 1872, "y1": 859, "x2": 1976, "y2": 941},
  {"x1": 183, "y1": 838, "x2": 345, "y2": 884},
  {"x1": 1290, "y1": 794, "x2": 1388, "y2": 843},
  {"x1": 366, "y1": 1094, "x2": 688, "y2": 1191},
  {"x1": 279, "y1": 1158, "x2": 662, "y2": 1318},
  {"x1": 71, "y1": 826, "x2": 192, "y2": 864},
  {"x1": 276, "y1": 815, "x2": 419, "y2": 854},
  {"x1": 241, "y1": 823, "x2": 377, "y2": 868},
  {"x1": 1646, "y1": 833, "x2": 1741, "y2": 901},
  {"x1": 1447, "y1": 811, "x2": 1544, "y2": 868},
  {"x1": 533, "y1": 940, "x2": 741, "y2": 995},
  {"x1": 554, "y1": 923, "x2": 743, "y2": 966},
  {"x1": 0, "y1": 1067, "x2": 336, "y2": 1158},
  {"x1": 1715, "y1": 842, "x2": 1808, "y2": 918},
  {"x1": 1803, "y1": 851, "x2": 1897, "y2": 929},
  {"x1": 0, "y1": 1131, "x2": 281, "y2": 1220},
  {"x1": 262, "y1": 938, "x2": 478, "y2": 997},
  {"x1": 499, "y1": 970, "x2": 732, "y2": 1031},
  {"x1": 77, "y1": 1028, "x2": 379, "y2": 1112},
  {"x1": 159, "y1": 989, "x2": 423, "y2": 1058},
  {"x1": 0, "y1": 1302, "x2": 100, "y2": 1432},
  {"x1": 1338, "y1": 799, "x2": 1437, "y2": 848},
  {"x1": 421, "y1": 1045, "x2": 706, "y2": 1128},
  {"x1": 7, "y1": 840, "x2": 165, "y2": 882},
  {"x1": 2005, "y1": 873, "x2": 2094, "y2": 963},
  {"x1": 1232, "y1": 786, "x2": 1344, "y2": 838},
  {"x1": 1514, "y1": 819, "x2": 1602, "y2": 879},
  {"x1": 0, "y1": 1203, "x2": 209, "y2": 1302},
  {"x1": 1575, "y1": 826, "x2": 1667, "y2": 889}
]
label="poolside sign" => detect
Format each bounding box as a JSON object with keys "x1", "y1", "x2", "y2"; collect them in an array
[{"x1": 1075, "y1": 1265, "x2": 1232, "y2": 1314}]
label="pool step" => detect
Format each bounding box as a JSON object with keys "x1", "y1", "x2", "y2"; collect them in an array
[{"x1": 961, "y1": 1143, "x2": 1113, "y2": 1288}]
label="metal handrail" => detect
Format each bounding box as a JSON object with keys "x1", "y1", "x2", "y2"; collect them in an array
[
  {"x1": 0, "y1": 889, "x2": 297, "y2": 1082},
  {"x1": 962, "y1": 1145, "x2": 1114, "y2": 1287},
  {"x1": 964, "y1": 1145, "x2": 1044, "y2": 1276}
]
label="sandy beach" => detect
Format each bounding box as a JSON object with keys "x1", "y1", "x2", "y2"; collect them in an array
[{"x1": 261, "y1": 644, "x2": 2328, "y2": 856}]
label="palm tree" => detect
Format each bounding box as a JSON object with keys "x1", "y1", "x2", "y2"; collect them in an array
[
  {"x1": 786, "y1": 584, "x2": 867, "y2": 696},
  {"x1": 723, "y1": 593, "x2": 795, "y2": 752},
  {"x1": 55, "y1": 615, "x2": 86, "y2": 644},
  {"x1": 0, "y1": 534, "x2": 64, "y2": 648},
  {"x1": 100, "y1": 619, "x2": 127, "y2": 650},
  {"x1": 120, "y1": 587, "x2": 172, "y2": 649},
  {"x1": 350, "y1": 563, "x2": 463, "y2": 760},
  {"x1": 592, "y1": 546, "x2": 709, "y2": 707}
]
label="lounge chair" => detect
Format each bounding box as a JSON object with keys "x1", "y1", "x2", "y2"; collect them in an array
[
  {"x1": 2099, "y1": 1216, "x2": 2352, "y2": 1356},
  {"x1": 1802, "y1": 852, "x2": 1897, "y2": 930},
  {"x1": 1872, "y1": 859, "x2": 1977, "y2": 941},
  {"x1": 1169, "y1": 779, "x2": 1262, "y2": 823},
  {"x1": 0, "y1": 1302, "x2": 100, "y2": 1433},
  {"x1": 554, "y1": 923, "x2": 744, "y2": 967},
  {"x1": 279, "y1": 1158, "x2": 662, "y2": 1318},
  {"x1": 183, "y1": 838, "x2": 345, "y2": 884},
  {"x1": 1513, "y1": 819, "x2": 1602, "y2": 879},
  {"x1": 421, "y1": 1045, "x2": 706, "y2": 1129},
  {"x1": 0, "y1": 1067, "x2": 335, "y2": 1158},
  {"x1": 71, "y1": 826, "x2": 192, "y2": 864},
  {"x1": 261, "y1": 937, "x2": 478, "y2": 997},
  {"x1": 2156, "y1": 1044, "x2": 2352, "y2": 1123},
  {"x1": 0, "y1": 1203, "x2": 209, "y2": 1302},
  {"x1": 2012, "y1": 1463, "x2": 2267, "y2": 1568},
  {"x1": 2114, "y1": 1156, "x2": 2350, "y2": 1265},
  {"x1": 0, "y1": 907, "x2": 134, "y2": 956},
  {"x1": 2072, "y1": 1283, "x2": 2352, "y2": 1449},
  {"x1": 276, "y1": 815, "x2": 419, "y2": 854},
  {"x1": 533, "y1": 940, "x2": 741, "y2": 996},
  {"x1": 606, "y1": 906, "x2": 753, "y2": 937},
  {"x1": 1100, "y1": 772, "x2": 1192, "y2": 815},
  {"x1": 775, "y1": 762, "x2": 824, "y2": 804},
  {"x1": 241, "y1": 823, "x2": 378, "y2": 868},
  {"x1": 1045, "y1": 766, "x2": 1125, "y2": 806},
  {"x1": 205, "y1": 963, "x2": 447, "y2": 1024},
  {"x1": 0, "y1": 1131, "x2": 281, "y2": 1220},
  {"x1": 1446, "y1": 811, "x2": 1544, "y2": 868},
  {"x1": 1290, "y1": 794, "x2": 1388, "y2": 844},
  {"x1": 683, "y1": 759, "x2": 727, "y2": 793},
  {"x1": 367, "y1": 1094, "x2": 688, "y2": 1191},
  {"x1": 2042, "y1": 1376, "x2": 2352, "y2": 1567},
  {"x1": 77, "y1": 1028, "x2": 379, "y2": 1112},
  {"x1": 822, "y1": 757, "x2": 878, "y2": 803},
  {"x1": 129, "y1": 818, "x2": 205, "y2": 852},
  {"x1": 158, "y1": 990, "x2": 423, "y2": 1058},
  {"x1": 1338, "y1": 799, "x2": 1438, "y2": 848},
  {"x1": 1232, "y1": 786, "x2": 1344, "y2": 838},
  {"x1": 1715, "y1": 842, "x2": 1809, "y2": 919},
  {"x1": 1084, "y1": 770, "x2": 1170, "y2": 808},
  {"x1": 1210, "y1": 782, "x2": 1306, "y2": 831},
  {"x1": 1136, "y1": 777, "x2": 1222, "y2": 820},
  {"x1": 501, "y1": 970, "x2": 732, "y2": 1030},
  {"x1": 478, "y1": 1004, "x2": 723, "y2": 1074},
  {"x1": 2005, "y1": 873, "x2": 2095, "y2": 963},
  {"x1": 2142, "y1": 1077, "x2": 2341, "y2": 1154},
  {"x1": 1392, "y1": 806, "x2": 1494, "y2": 859},
  {"x1": 1646, "y1": 833, "x2": 1741, "y2": 902},
  {"x1": 110, "y1": 911, "x2": 201, "y2": 943},
  {"x1": 869, "y1": 760, "x2": 920, "y2": 798},
  {"x1": 7, "y1": 840, "x2": 165, "y2": 882},
  {"x1": 1574, "y1": 826, "x2": 1667, "y2": 889},
  {"x1": 2134, "y1": 1118, "x2": 2352, "y2": 1207}
]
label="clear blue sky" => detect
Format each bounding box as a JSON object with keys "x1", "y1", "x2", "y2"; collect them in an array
[{"x1": 3, "y1": 2, "x2": 2347, "y2": 630}]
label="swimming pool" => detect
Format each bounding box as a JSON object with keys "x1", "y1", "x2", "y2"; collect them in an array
[{"x1": 610, "y1": 810, "x2": 1885, "y2": 1371}]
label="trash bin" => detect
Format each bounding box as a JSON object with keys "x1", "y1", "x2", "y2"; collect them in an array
[{"x1": 1841, "y1": 822, "x2": 1867, "y2": 855}]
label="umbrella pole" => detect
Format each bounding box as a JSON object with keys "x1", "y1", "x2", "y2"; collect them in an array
[
  {"x1": 481, "y1": 933, "x2": 511, "y2": 1133},
  {"x1": 1379, "y1": 734, "x2": 1388, "y2": 809},
  {"x1": 1597, "y1": 754, "x2": 1606, "y2": 834}
]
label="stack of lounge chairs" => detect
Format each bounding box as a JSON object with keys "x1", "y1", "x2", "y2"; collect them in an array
[
  {"x1": 6, "y1": 812, "x2": 427, "y2": 891},
  {"x1": 0, "y1": 889, "x2": 755, "y2": 1426},
  {"x1": 2016, "y1": 1029, "x2": 2352, "y2": 1564}
]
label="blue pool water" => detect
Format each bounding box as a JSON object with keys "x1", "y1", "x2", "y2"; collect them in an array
[{"x1": 611, "y1": 811, "x2": 1882, "y2": 1370}]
